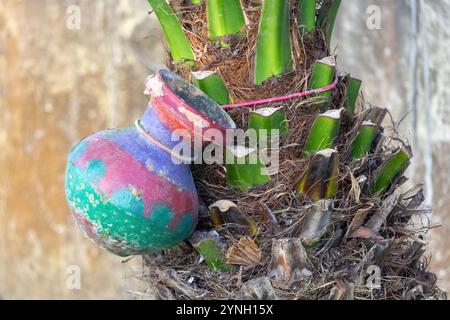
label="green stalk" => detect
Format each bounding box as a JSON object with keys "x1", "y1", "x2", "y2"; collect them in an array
[
  {"x1": 207, "y1": 0, "x2": 246, "y2": 46},
  {"x1": 351, "y1": 121, "x2": 378, "y2": 159},
  {"x1": 191, "y1": 71, "x2": 231, "y2": 105},
  {"x1": 298, "y1": 0, "x2": 317, "y2": 34},
  {"x1": 148, "y1": 0, "x2": 196, "y2": 67},
  {"x1": 316, "y1": 0, "x2": 341, "y2": 45},
  {"x1": 310, "y1": 56, "x2": 335, "y2": 97},
  {"x1": 226, "y1": 146, "x2": 271, "y2": 191},
  {"x1": 296, "y1": 149, "x2": 339, "y2": 202},
  {"x1": 254, "y1": 0, "x2": 293, "y2": 85},
  {"x1": 189, "y1": 231, "x2": 232, "y2": 272},
  {"x1": 371, "y1": 149, "x2": 411, "y2": 195},
  {"x1": 344, "y1": 77, "x2": 362, "y2": 112},
  {"x1": 304, "y1": 108, "x2": 342, "y2": 154},
  {"x1": 248, "y1": 107, "x2": 288, "y2": 145},
  {"x1": 191, "y1": 0, "x2": 202, "y2": 4}
]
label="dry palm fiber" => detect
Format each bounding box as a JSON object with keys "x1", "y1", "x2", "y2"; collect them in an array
[{"x1": 139, "y1": 0, "x2": 446, "y2": 300}]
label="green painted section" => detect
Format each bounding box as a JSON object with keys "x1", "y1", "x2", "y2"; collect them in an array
[{"x1": 65, "y1": 164, "x2": 194, "y2": 253}]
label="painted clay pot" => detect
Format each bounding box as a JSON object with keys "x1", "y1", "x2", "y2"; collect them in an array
[{"x1": 65, "y1": 70, "x2": 236, "y2": 256}]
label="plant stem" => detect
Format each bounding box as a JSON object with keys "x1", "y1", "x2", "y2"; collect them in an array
[
  {"x1": 207, "y1": 0, "x2": 246, "y2": 46},
  {"x1": 371, "y1": 149, "x2": 411, "y2": 195},
  {"x1": 344, "y1": 77, "x2": 362, "y2": 112},
  {"x1": 148, "y1": 0, "x2": 196, "y2": 67},
  {"x1": 304, "y1": 108, "x2": 342, "y2": 154},
  {"x1": 317, "y1": 0, "x2": 341, "y2": 46},
  {"x1": 254, "y1": 0, "x2": 293, "y2": 85},
  {"x1": 351, "y1": 121, "x2": 378, "y2": 159},
  {"x1": 298, "y1": 0, "x2": 317, "y2": 34},
  {"x1": 226, "y1": 146, "x2": 271, "y2": 191},
  {"x1": 248, "y1": 107, "x2": 288, "y2": 145},
  {"x1": 191, "y1": 71, "x2": 231, "y2": 105},
  {"x1": 296, "y1": 149, "x2": 339, "y2": 202},
  {"x1": 310, "y1": 56, "x2": 335, "y2": 97}
]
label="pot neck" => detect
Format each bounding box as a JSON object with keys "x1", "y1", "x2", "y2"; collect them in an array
[{"x1": 140, "y1": 103, "x2": 179, "y2": 149}]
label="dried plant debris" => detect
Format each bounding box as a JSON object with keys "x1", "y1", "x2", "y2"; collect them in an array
[
  {"x1": 226, "y1": 237, "x2": 262, "y2": 267},
  {"x1": 240, "y1": 277, "x2": 278, "y2": 300}
]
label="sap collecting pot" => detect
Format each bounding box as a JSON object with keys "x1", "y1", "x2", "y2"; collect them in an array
[{"x1": 65, "y1": 70, "x2": 236, "y2": 256}]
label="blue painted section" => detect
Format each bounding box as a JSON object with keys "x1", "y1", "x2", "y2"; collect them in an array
[{"x1": 97, "y1": 128, "x2": 196, "y2": 192}]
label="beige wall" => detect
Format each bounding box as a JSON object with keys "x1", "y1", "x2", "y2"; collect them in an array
[
  {"x1": 0, "y1": 0, "x2": 448, "y2": 298},
  {"x1": 0, "y1": 0, "x2": 164, "y2": 299}
]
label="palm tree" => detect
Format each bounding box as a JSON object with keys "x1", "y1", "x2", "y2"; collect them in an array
[{"x1": 143, "y1": 0, "x2": 444, "y2": 300}]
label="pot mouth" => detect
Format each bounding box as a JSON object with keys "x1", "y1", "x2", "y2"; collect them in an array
[{"x1": 157, "y1": 69, "x2": 236, "y2": 130}]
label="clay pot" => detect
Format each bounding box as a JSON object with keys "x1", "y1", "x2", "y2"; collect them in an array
[{"x1": 65, "y1": 70, "x2": 235, "y2": 256}]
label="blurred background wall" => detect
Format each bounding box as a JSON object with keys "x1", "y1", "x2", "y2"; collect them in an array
[{"x1": 0, "y1": 0, "x2": 448, "y2": 299}]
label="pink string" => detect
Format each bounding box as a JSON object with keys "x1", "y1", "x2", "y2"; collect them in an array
[{"x1": 222, "y1": 77, "x2": 338, "y2": 109}]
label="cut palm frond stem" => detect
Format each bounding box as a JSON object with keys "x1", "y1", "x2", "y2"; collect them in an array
[
  {"x1": 298, "y1": 0, "x2": 317, "y2": 35},
  {"x1": 207, "y1": 0, "x2": 247, "y2": 46},
  {"x1": 316, "y1": 0, "x2": 341, "y2": 46},
  {"x1": 351, "y1": 121, "x2": 378, "y2": 159},
  {"x1": 209, "y1": 200, "x2": 258, "y2": 236},
  {"x1": 300, "y1": 200, "x2": 333, "y2": 248},
  {"x1": 248, "y1": 107, "x2": 288, "y2": 146},
  {"x1": 344, "y1": 77, "x2": 362, "y2": 112},
  {"x1": 189, "y1": 231, "x2": 232, "y2": 272},
  {"x1": 148, "y1": 0, "x2": 196, "y2": 67},
  {"x1": 226, "y1": 146, "x2": 271, "y2": 191},
  {"x1": 370, "y1": 149, "x2": 412, "y2": 196},
  {"x1": 191, "y1": 71, "x2": 231, "y2": 105},
  {"x1": 304, "y1": 108, "x2": 342, "y2": 154},
  {"x1": 254, "y1": 0, "x2": 293, "y2": 85},
  {"x1": 296, "y1": 148, "x2": 339, "y2": 202}
]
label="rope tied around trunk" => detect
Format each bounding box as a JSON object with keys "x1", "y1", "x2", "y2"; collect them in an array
[{"x1": 222, "y1": 77, "x2": 338, "y2": 109}]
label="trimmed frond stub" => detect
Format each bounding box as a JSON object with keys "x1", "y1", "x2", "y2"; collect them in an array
[
  {"x1": 209, "y1": 200, "x2": 257, "y2": 235},
  {"x1": 248, "y1": 107, "x2": 288, "y2": 145},
  {"x1": 370, "y1": 149, "x2": 412, "y2": 196},
  {"x1": 268, "y1": 238, "x2": 312, "y2": 284},
  {"x1": 310, "y1": 56, "x2": 336, "y2": 100},
  {"x1": 298, "y1": 0, "x2": 317, "y2": 35},
  {"x1": 296, "y1": 148, "x2": 339, "y2": 202},
  {"x1": 351, "y1": 120, "x2": 378, "y2": 159},
  {"x1": 344, "y1": 77, "x2": 362, "y2": 112},
  {"x1": 191, "y1": 71, "x2": 231, "y2": 105},
  {"x1": 254, "y1": 0, "x2": 294, "y2": 85},
  {"x1": 207, "y1": 0, "x2": 247, "y2": 46},
  {"x1": 147, "y1": 0, "x2": 196, "y2": 67},
  {"x1": 366, "y1": 106, "x2": 388, "y2": 126},
  {"x1": 316, "y1": 0, "x2": 342, "y2": 46},
  {"x1": 303, "y1": 108, "x2": 342, "y2": 154},
  {"x1": 300, "y1": 200, "x2": 333, "y2": 247},
  {"x1": 226, "y1": 146, "x2": 271, "y2": 191}
]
